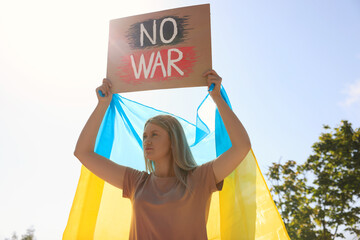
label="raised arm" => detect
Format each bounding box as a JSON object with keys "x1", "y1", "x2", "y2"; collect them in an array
[
  {"x1": 203, "y1": 70, "x2": 252, "y2": 184},
  {"x1": 74, "y1": 78, "x2": 126, "y2": 189}
]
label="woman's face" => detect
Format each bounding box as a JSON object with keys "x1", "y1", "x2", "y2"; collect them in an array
[{"x1": 143, "y1": 123, "x2": 172, "y2": 161}]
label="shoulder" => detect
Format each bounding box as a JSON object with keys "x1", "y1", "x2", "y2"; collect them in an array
[
  {"x1": 123, "y1": 167, "x2": 150, "y2": 199},
  {"x1": 124, "y1": 166, "x2": 149, "y2": 181},
  {"x1": 189, "y1": 161, "x2": 223, "y2": 193},
  {"x1": 191, "y1": 161, "x2": 214, "y2": 175}
]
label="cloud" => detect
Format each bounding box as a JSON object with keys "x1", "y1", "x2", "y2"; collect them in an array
[{"x1": 339, "y1": 79, "x2": 360, "y2": 107}]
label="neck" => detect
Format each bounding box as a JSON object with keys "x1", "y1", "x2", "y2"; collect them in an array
[{"x1": 153, "y1": 155, "x2": 175, "y2": 177}]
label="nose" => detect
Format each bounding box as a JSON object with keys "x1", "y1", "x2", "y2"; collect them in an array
[
  {"x1": 143, "y1": 138, "x2": 151, "y2": 146},
  {"x1": 143, "y1": 141, "x2": 152, "y2": 150}
]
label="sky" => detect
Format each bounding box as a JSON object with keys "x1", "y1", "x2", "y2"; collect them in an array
[{"x1": 0, "y1": 0, "x2": 359, "y2": 239}]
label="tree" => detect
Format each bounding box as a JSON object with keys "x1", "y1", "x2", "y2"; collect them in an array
[
  {"x1": 4, "y1": 227, "x2": 36, "y2": 240},
  {"x1": 267, "y1": 120, "x2": 360, "y2": 239},
  {"x1": 20, "y1": 227, "x2": 35, "y2": 240}
]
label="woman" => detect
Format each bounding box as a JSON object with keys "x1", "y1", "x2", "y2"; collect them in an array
[{"x1": 74, "y1": 69, "x2": 252, "y2": 239}]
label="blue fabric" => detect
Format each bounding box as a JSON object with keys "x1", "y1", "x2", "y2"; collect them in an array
[{"x1": 94, "y1": 86, "x2": 232, "y2": 170}]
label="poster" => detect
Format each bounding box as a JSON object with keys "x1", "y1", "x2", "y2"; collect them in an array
[{"x1": 106, "y1": 4, "x2": 212, "y2": 93}]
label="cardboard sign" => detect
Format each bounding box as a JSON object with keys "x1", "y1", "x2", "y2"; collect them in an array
[{"x1": 106, "y1": 4, "x2": 211, "y2": 93}]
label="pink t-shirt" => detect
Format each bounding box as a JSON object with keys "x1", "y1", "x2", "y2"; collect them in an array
[{"x1": 122, "y1": 160, "x2": 224, "y2": 240}]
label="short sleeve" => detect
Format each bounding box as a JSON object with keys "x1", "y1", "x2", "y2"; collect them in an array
[
  {"x1": 122, "y1": 167, "x2": 147, "y2": 199},
  {"x1": 193, "y1": 160, "x2": 224, "y2": 194}
]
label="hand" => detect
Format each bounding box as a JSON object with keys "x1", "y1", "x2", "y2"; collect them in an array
[
  {"x1": 202, "y1": 69, "x2": 222, "y2": 99},
  {"x1": 96, "y1": 78, "x2": 113, "y2": 104}
]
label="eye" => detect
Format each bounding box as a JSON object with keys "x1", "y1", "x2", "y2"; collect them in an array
[{"x1": 143, "y1": 133, "x2": 157, "y2": 139}]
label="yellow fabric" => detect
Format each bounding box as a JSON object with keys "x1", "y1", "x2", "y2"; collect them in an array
[
  {"x1": 63, "y1": 149, "x2": 290, "y2": 239},
  {"x1": 63, "y1": 166, "x2": 104, "y2": 239}
]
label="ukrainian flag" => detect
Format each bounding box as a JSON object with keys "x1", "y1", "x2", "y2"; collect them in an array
[{"x1": 63, "y1": 87, "x2": 290, "y2": 239}]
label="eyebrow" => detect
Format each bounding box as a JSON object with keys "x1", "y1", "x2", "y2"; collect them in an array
[{"x1": 143, "y1": 130, "x2": 159, "y2": 136}]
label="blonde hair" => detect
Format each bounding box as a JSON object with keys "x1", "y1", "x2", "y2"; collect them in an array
[{"x1": 143, "y1": 114, "x2": 198, "y2": 192}]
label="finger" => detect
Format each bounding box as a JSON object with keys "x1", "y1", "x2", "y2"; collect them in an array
[
  {"x1": 100, "y1": 90, "x2": 105, "y2": 97},
  {"x1": 101, "y1": 86, "x2": 106, "y2": 96},
  {"x1": 100, "y1": 85, "x2": 106, "y2": 97},
  {"x1": 105, "y1": 81, "x2": 112, "y2": 91},
  {"x1": 105, "y1": 86, "x2": 110, "y2": 97},
  {"x1": 202, "y1": 69, "x2": 214, "y2": 75},
  {"x1": 204, "y1": 73, "x2": 220, "y2": 80},
  {"x1": 206, "y1": 78, "x2": 221, "y2": 85},
  {"x1": 104, "y1": 82, "x2": 110, "y2": 93},
  {"x1": 203, "y1": 71, "x2": 215, "y2": 77},
  {"x1": 207, "y1": 79, "x2": 221, "y2": 88},
  {"x1": 104, "y1": 84, "x2": 109, "y2": 95},
  {"x1": 208, "y1": 83, "x2": 216, "y2": 91},
  {"x1": 202, "y1": 68, "x2": 212, "y2": 76},
  {"x1": 104, "y1": 78, "x2": 113, "y2": 88},
  {"x1": 106, "y1": 84, "x2": 112, "y2": 96},
  {"x1": 97, "y1": 87, "x2": 105, "y2": 97},
  {"x1": 207, "y1": 76, "x2": 220, "y2": 81},
  {"x1": 102, "y1": 79, "x2": 108, "y2": 90},
  {"x1": 206, "y1": 82, "x2": 218, "y2": 88},
  {"x1": 103, "y1": 78, "x2": 112, "y2": 87},
  {"x1": 202, "y1": 69, "x2": 218, "y2": 77}
]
